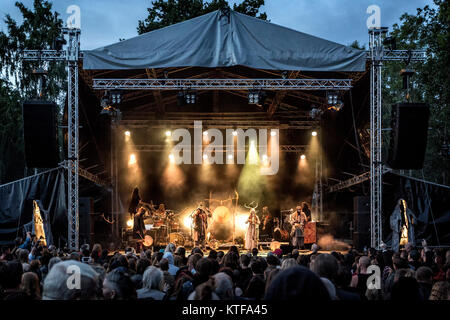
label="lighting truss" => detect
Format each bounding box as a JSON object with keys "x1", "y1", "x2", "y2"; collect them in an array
[
  {"x1": 326, "y1": 166, "x2": 391, "y2": 193},
  {"x1": 119, "y1": 119, "x2": 319, "y2": 129},
  {"x1": 365, "y1": 49, "x2": 427, "y2": 61},
  {"x1": 131, "y1": 144, "x2": 307, "y2": 154},
  {"x1": 92, "y1": 78, "x2": 353, "y2": 90}
]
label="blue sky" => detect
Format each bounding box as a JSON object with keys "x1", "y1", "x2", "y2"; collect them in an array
[{"x1": 0, "y1": 0, "x2": 433, "y2": 50}]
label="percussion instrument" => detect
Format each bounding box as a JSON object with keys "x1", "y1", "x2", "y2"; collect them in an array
[
  {"x1": 143, "y1": 234, "x2": 153, "y2": 247},
  {"x1": 273, "y1": 227, "x2": 289, "y2": 241},
  {"x1": 168, "y1": 232, "x2": 185, "y2": 247},
  {"x1": 282, "y1": 221, "x2": 292, "y2": 233}
]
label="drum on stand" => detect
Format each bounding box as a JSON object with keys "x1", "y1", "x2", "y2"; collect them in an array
[
  {"x1": 143, "y1": 230, "x2": 154, "y2": 247},
  {"x1": 273, "y1": 227, "x2": 289, "y2": 242},
  {"x1": 282, "y1": 221, "x2": 292, "y2": 233},
  {"x1": 168, "y1": 232, "x2": 185, "y2": 247}
]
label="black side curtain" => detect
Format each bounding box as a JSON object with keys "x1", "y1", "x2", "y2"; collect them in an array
[{"x1": 0, "y1": 168, "x2": 67, "y2": 245}]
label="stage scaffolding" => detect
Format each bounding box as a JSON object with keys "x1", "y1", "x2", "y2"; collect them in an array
[{"x1": 21, "y1": 25, "x2": 427, "y2": 251}]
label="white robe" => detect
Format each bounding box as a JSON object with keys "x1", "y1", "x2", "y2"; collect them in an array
[{"x1": 245, "y1": 214, "x2": 260, "y2": 250}]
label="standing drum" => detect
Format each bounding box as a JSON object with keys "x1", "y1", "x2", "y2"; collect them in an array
[{"x1": 168, "y1": 232, "x2": 185, "y2": 247}]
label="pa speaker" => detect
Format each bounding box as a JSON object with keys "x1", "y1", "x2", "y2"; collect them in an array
[
  {"x1": 388, "y1": 102, "x2": 430, "y2": 169},
  {"x1": 353, "y1": 196, "x2": 370, "y2": 251},
  {"x1": 22, "y1": 100, "x2": 59, "y2": 168}
]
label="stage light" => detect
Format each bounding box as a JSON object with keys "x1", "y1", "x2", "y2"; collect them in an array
[
  {"x1": 327, "y1": 91, "x2": 339, "y2": 106},
  {"x1": 203, "y1": 154, "x2": 208, "y2": 160},
  {"x1": 129, "y1": 153, "x2": 137, "y2": 165},
  {"x1": 126, "y1": 219, "x2": 133, "y2": 228},
  {"x1": 232, "y1": 130, "x2": 238, "y2": 136},
  {"x1": 53, "y1": 35, "x2": 67, "y2": 51},
  {"x1": 110, "y1": 90, "x2": 122, "y2": 105},
  {"x1": 312, "y1": 131, "x2": 317, "y2": 137},
  {"x1": 236, "y1": 214, "x2": 248, "y2": 232},
  {"x1": 124, "y1": 130, "x2": 131, "y2": 137},
  {"x1": 168, "y1": 154, "x2": 175, "y2": 163},
  {"x1": 248, "y1": 90, "x2": 267, "y2": 106},
  {"x1": 300, "y1": 154, "x2": 306, "y2": 160},
  {"x1": 165, "y1": 130, "x2": 172, "y2": 137},
  {"x1": 262, "y1": 154, "x2": 268, "y2": 161},
  {"x1": 203, "y1": 131, "x2": 208, "y2": 136},
  {"x1": 185, "y1": 91, "x2": 196, "y2": 104},
  {"x1": 183, "y1": 215, "x2": 192, "y2": 229},
  {"x1": 270, "y1": 130, "x2": 277, "y2": 136},
  {"x1": 309, "y1": 107, "x2": 323, "y2": 119},
  {"x1": 227, "y1": 154, "x2": 233, "y2": 160}
]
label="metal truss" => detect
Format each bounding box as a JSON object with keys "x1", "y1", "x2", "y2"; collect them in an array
[
  {"x1": 92, "y1": 78, "x2": 353, "y2": 91},
  {"x1": 22, "y1": 28, "x2": 82, "y2": 250},
  {"x1": 367, "y1": 27, "x2": 427, "y2": 249},
  {"x1": 131, "y1": 144, "x2": 307, "y2": 154},
  {"x1": 365, "y1": 49, "x2": 427, "y2": 61},
  {"x1": 61, "y1": 161, "x2": 111, "y2": 189},
  {"x1": 326, "y1": 166, "x2": 391, "y2": 193},
  {"x1": 119, "y1": 119, "x2": 318, "y2": 129},
  {"x1": 66, "y1": 29, "x2": 81, "y2": 251}
]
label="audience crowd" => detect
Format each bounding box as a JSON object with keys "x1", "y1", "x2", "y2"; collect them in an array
[{"x1": 0, "y1": 233, "x2": 449, "y2": 300}]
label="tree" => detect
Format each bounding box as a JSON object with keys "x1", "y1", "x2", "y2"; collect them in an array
[
  {"x1": 137, "y1": 0, "x2": 267, "y2": 34},
  {"x1": 382, "y1": 0, "x2": 450, "y2": 185},
  {"x1": 0, "y1": 0, "x2": 65, "y2": 183}
]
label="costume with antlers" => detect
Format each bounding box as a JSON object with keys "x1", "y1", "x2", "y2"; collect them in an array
[
  {"x1": 192, "y1": 203, "x2": 211, "y2": 247},
  {"x1": 245, "y1": 202, "x2": 260, "y2": 250}
]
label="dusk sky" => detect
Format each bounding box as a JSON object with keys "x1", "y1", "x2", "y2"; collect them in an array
[{"x1": 0, "y1": 0, "x2": 434, "y2": 50}]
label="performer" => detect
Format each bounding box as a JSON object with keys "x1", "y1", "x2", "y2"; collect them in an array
[
  {"x1": 261, "y1": 206, "x2": 274, "y2": 238},
  {"x1": 245, "y1": 208, "x2": 260, "y2": 251},
  {"x1": 290, "y1": 206, "x2": 307, "y2": 249},
  {"x1": 128, "y1": 187, "x2": 141, "y2": 219},
  {"x1": 301, "y1": 202, "x2": 311, "y2": 222},
  {"x1": 192, "y1": 203, "x2": 210, "y2": 248},
  {"x1": 390, "y1": 199, "x2": 417, "y2": 252}
]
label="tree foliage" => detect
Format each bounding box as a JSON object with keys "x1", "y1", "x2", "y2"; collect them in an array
[
  {"x1": 0, "y1": 0, "x2": 65, "y2": 183},
  {"x1": 382, "y1": 0, "x2": 450, "y2": 184},
  {"x1": 137, "y1": 0, "x2": 267, "y2": 34}
]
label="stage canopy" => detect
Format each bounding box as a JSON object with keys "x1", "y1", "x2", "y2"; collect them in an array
[{"x1": 83, "y1": 10, "x2": 366, "y2": 72}]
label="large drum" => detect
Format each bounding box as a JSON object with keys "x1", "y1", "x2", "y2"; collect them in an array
[
  {"x1": 282, "y1": 221, "x2": 292, "y2": 233},
  {"x1": 168, "y1": 232, "x2": 185, "y2": 247},
  {"x1": 273, "y1": 227, "x2": 290, "y2": 242}
]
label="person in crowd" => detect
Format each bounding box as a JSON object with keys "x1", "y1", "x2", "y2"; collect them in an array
[
  {"x1": 131, "y1": 258, "x2": 150, "y2": 289},
  {"x1": 264, "y1": 254, "x2": 279, "y2": 280},
  {"x1": 43, "y1": 260, "x2": 100, "y2": 300},
  {"x1": 137, "y1": 266, "x2": 165, "y2": 300},
  {"x1": 18, "y1": 249, "x2": 30, "y2": 272},
  {"x1": 244, "y1": 259, "x2": 265, "y2": 300},
  {"x1": 280, "y1": 258, "x2": 297, "y2": 270},
  {"x1": 0, "y1": 260, "x2": 28, "y2": 300},
  {"x1": 391, "y1": 276, "x2": 422, "y2": 301},
  {"x1": 429, "y1": 281, "x2": 449, "y2": 300},
  {"x1": 102, "y1": 268, "x2": 136, "y2": 300},
  {"x1": 416, "y1": 266, "x2": 433, "y2": 299},
  {"x1": 265, "y1": 266, "x2": 331, "y2": 300},
  {"x1": 349, "y1": 255, "x2": 371, "y2": 299},
  {"x1": 237, "y1": 254, "x2": 252, "y2": 292},
  {"x1": 213, "y1": 272, "x2": 234, "y2": 300},
  {"x1": 20, "y1": 272, "x2": 41, "y2": 300},
  {"x1": 162, "y1": 251, "x2": 179, "y2": 276}
]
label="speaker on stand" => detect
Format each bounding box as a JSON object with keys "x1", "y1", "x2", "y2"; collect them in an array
[{"x1": 22, "y1": 100, "x2": 59, "y2": 168}]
